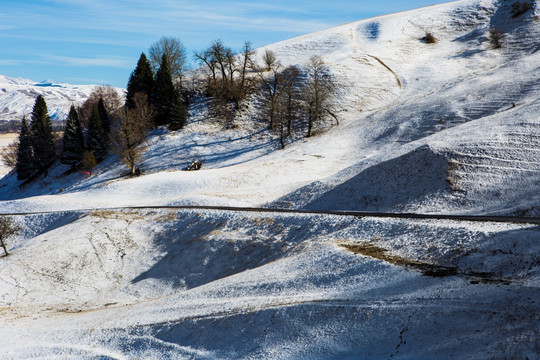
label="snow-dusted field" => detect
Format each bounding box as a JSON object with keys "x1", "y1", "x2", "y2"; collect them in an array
[
  {"x1": 0, "y1": 0, "x2": 539, "y2": 358},
  {"x1": 1, "y1": 209, "x2": 538, "y2": 359}
]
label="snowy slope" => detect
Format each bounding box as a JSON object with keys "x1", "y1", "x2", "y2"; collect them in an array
[
  {"x1": 1, "y1": 209, "x2": 538, "y2": 359},
  {"x1": 0, "y1": 0, "x2": 539, "y2": 359},
  {"x1": 272, "y1": 0, "x2": 540, "y2": 216},
  {"x1": 1, "y1": 0, "x2": 538, "y2": 216},
  {"x1": 0, "y1": 75, "x2": 117, "y2": 122}
]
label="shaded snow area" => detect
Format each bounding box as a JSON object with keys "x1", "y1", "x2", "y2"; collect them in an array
[
  {"x1": 1, "y1": 209, "x2": 539, "y2": 359},
  {"x1": 1, "y1": 0, "x2": 540, "y2": 358}
]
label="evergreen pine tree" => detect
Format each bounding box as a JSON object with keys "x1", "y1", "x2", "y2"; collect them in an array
[
  {"x1": 97, "y1": 97, "x2": 110, "y2": 135},
  {"x1": 30, "y1": 95, "x2": 56, "y2": 175},
  {"x1": 60, "y1": 105, "x2": 85, "y2": 166},
  {"x1": 168, "y1": 93, "x2": 186, "y2": 131},
  {"x1": 86, "y1": 105, "x2": 107, "y2": 161},
  {"x1": 153, "y1": 54, "x2": 186, "y2": 129},
  {"x1": 15, "y1": 116, "x2": 34, "y2": 180},
  {"x1": 125, "y1": 52, "x2": 154, "y2": 108}
]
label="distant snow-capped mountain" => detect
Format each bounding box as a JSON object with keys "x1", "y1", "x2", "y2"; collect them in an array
[{"x1": 0, "y1": 75, "x2": 123, "y2": 122}]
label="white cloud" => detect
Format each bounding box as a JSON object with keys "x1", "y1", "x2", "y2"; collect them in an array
[
  {"x1": 1, "y1": 0, "x2": 335, "y2": 48},
  {"x1": 39, "y1": 55, "x2": 133, "y2": 68},
  {"x1": 0, "y1": 60, "x2": 19, "y2": 66}
]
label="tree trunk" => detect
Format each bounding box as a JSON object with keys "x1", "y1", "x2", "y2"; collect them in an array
[
  {"x1": 280, "y1": 122, "x2": 285, "y2": 149},
  {"x1": 287, "y1": 94, "x2": 293, "y2": 136},
  {"x1": 0, "y1": 237, "x2": 8, "y2": 256},
  {"x1": 269, "y1": 99, "x2": 276, "y2": 130},
  {"x1": 307, "y1": 106, "x2": 314, "y2": 138}
]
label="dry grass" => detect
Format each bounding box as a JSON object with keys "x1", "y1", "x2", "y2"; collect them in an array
[
  {"x1": 155, "y1": 212, "x2": 178, "y2": 222},
  {"x1": 0, "y1": 133, "x2": 18, "y2": 176},
  {"x1": 340, "y1": 242, "x2": 458, "y2": 277},
  {"x1": 89, "y1": 210, "x2": 145, "y2": 220},
  {"x1": 0, "y1": 133, "x2": 18, "y2": 147},
  {"x1": 340, "y1": 242, "x2": 512, "y2": 284},
  {"x1": 253, "y1": 217, "x2": 275, "y2": 226}
]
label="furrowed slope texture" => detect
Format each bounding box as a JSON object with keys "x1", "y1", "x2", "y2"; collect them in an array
[
  {"x1": 1, "y1": 209, "x2": 538, "y2": 359},
  {"x1": 274, "y1": 0, "x2": 540, "y2": 215}
]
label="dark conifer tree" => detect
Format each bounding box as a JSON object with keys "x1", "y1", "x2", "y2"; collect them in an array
[
  {"x1": 168, "y1": 93, "x2": 186, "y2": 131},
  {"x1": 153, "y1": 54, "x2": 186, "y2": 129},
  {"x1": 86, "y1": 105, "x2": 107, "y2": 161},
  {"x1": 125, "y1": 53, "x2": 154, "y2": 108},
  {"x1": 15, "y1": 116, "x2": 34, "y2": 180},
  {"x1": 30, "y1": 95, "x2": 56, "y2": 175},
  {"x1": 97, "y1": 97, "x2": 110, "y2": 135},
  {"x1": 60, "y1": 105, "x2": 85, "y2": 166}
]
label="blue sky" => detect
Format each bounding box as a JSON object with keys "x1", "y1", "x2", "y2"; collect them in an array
[{"x1": 1, "y1": 0, "x2": 451, "y2": 87}]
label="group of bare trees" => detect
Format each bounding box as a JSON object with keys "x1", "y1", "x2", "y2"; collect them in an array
[
  {"x1": 255, "y1": 51, "x2": 338, "y2": 145},
  {"x1": 118, "y1": 36, "x2": 338, "y2": 163},
  {"x1": 255, "y1": 51, "x2": 302, "y2": 147},
  {"x1": 193, "y1": 39, "x2": 338, "y2": 148},
  {"x1": 193, "y1": 40, "x2": 256, "y2": 126}
]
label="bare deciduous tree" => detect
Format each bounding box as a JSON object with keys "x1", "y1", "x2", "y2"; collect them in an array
[
  {"x1": 0, "y1": 216, "x2": 21, "y2": 256},
  {"x1": 0, "y1": 141, "x2": 18, "y2": 169},
  {"x1": 195, "y1": 40, "x2": 256, "y2": 123},
  {"x1": 303, "y1": 56, "x2": 338, "y2": 137},
  {"x1": 238, "y1": 42, "x2": 256, "y2": 102},
  {"x1": 275, "y1": 65, "x2": 303, "y2": 147},
  {"x1": 149, "y1": 36, "x2": 188, "y2": 89},
  {"x1": 111, "y1": 93, "x2": 154, "y2": 176},
  {"x1": 194, "y1": 48, "x2": 218, "y2": 91},
  {"x1": 78, "y1": 86, "x2": 123, "y2": 127},
  {"x1": 257, "y1": 50, "x2": 283, "y2": 130},
  {"x1": 262, "y1": 49, "x2": 278, "y2": 71}
]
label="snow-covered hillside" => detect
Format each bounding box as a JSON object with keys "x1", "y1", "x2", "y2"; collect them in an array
[
  {"x1": 0, "y1": 0, "x2": 539, "y2": 358},
  {"x1": 0, "y1": 75, "x2": 117, "y2": 122},
  {"x1": 2, "y1": 208, "x2": 538, "y2": 359}
]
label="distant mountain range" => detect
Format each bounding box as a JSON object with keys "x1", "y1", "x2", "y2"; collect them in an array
[{"x1": 0, "y1": 75, "x2": 123, "y2": 125}]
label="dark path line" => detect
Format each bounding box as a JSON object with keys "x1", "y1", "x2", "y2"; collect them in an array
[{"x1": 2, "y1": 205, "x2": 540, "y2": 225}]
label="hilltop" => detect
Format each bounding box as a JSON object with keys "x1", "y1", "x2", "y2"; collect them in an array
[{"x1": 0, "y1": 0, "x2": 539, "y2": 358}]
